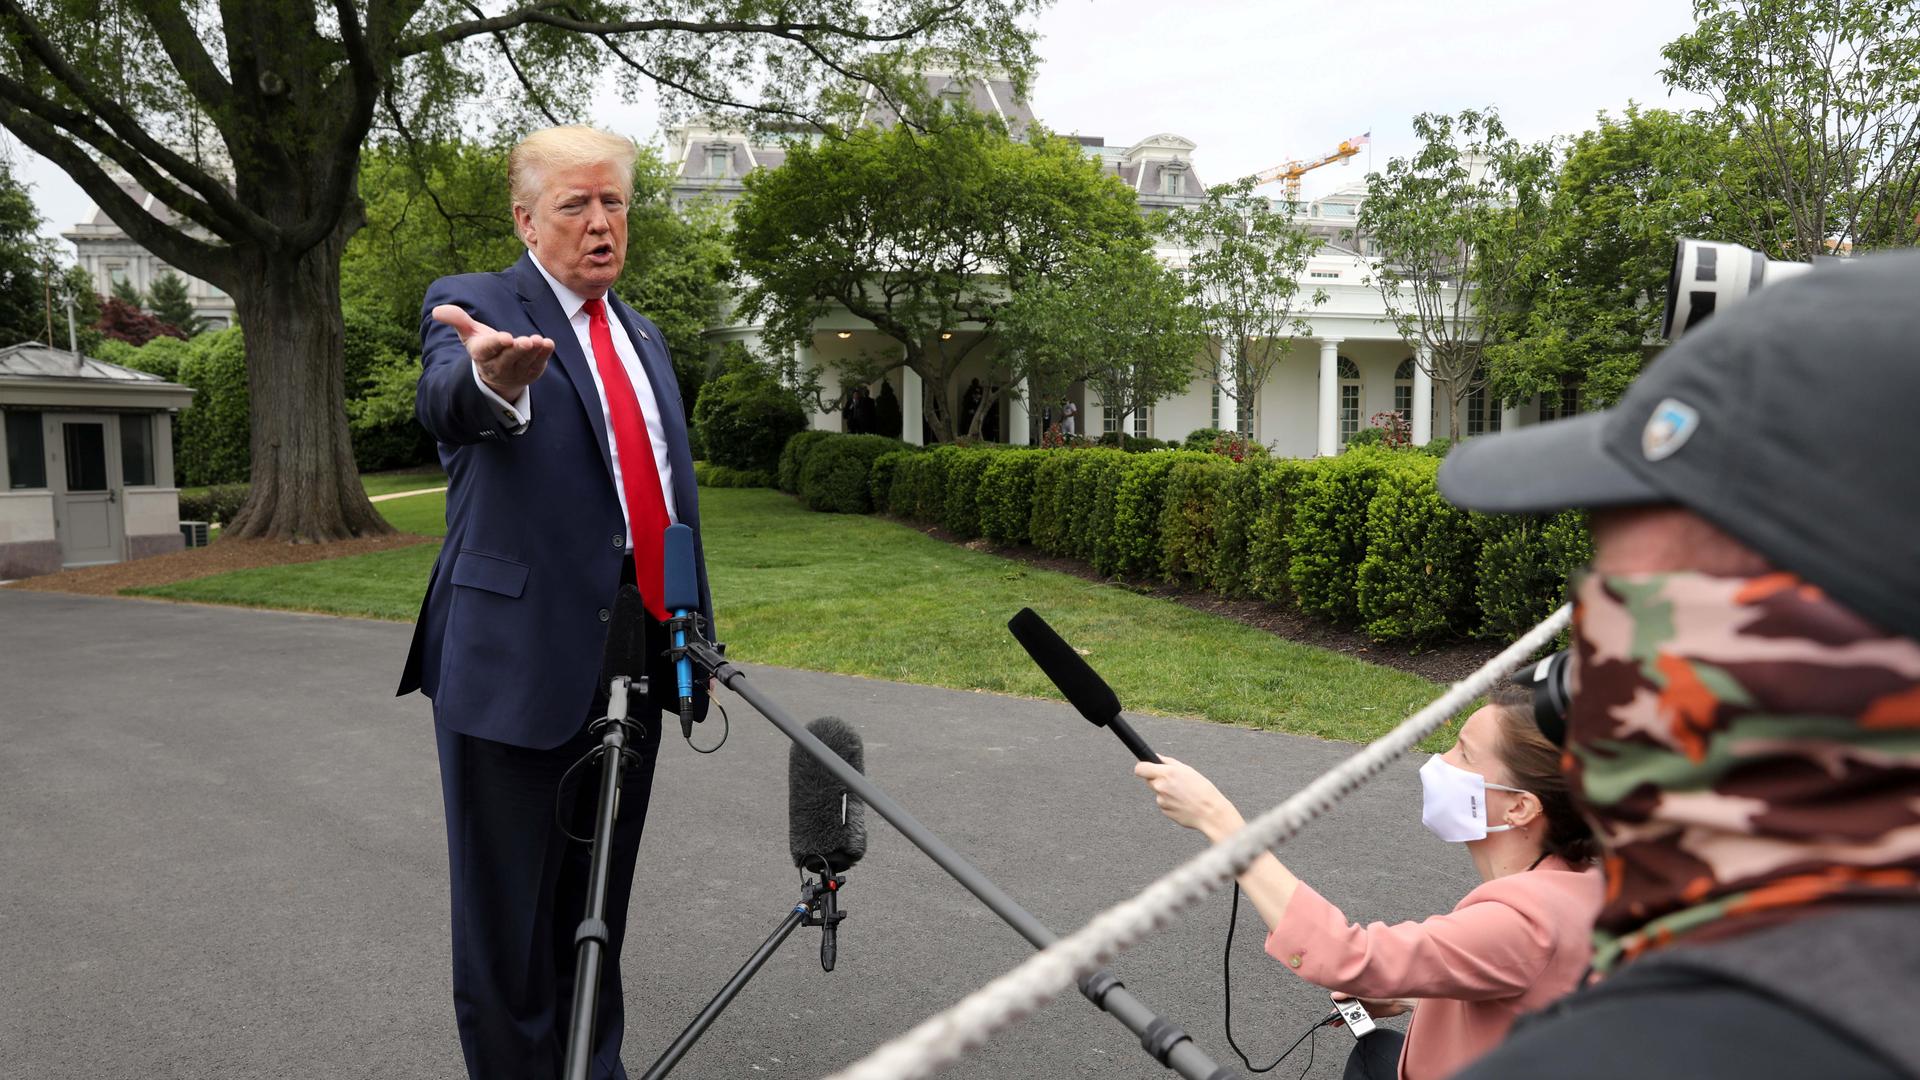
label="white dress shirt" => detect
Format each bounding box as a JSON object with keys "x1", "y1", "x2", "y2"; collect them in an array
[{"x1": 471, "y1": 255, "x2": 679, "y2": 535}]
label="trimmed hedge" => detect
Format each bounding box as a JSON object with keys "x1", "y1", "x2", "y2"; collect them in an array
[
  {"x1": 696, "y1": 368, "x2": 810, "y2": 474},
  {"x1": 775, "y1": 432, "x2": 1592, "y2": 646},
  {"x1": 694, "y1": 461, "x2": 775, "y2": 488},
  {"x1": 177, "y1": 483, "x2": 249, "y2": 525},
  {"x1": 777, "y1": 429, "x2": 838, "y2": 494},
  {"x1": 798, "y1": 434, "x2": 910, "y2": 513}
]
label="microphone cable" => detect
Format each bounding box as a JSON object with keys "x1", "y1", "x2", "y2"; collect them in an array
[
  {"x1": 685, "y1": 697, "x2": 729, "y2": 754},
  {"x1": 1223, "y1": 882, "x2": 1340, "y2": 1076}
]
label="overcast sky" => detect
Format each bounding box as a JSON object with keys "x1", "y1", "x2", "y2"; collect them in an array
[{"x1": 10, "y1": 0, "x2": 1712, "y2": 246}]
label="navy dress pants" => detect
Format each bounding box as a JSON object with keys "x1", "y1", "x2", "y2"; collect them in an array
[{"x1": 435, "y1": 696, "x2": 664, "y2": 1080}]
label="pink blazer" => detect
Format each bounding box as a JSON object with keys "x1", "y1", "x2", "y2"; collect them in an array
[{"x1": 1265, "y1": 856, "x2": 1604, "y2": 1080}]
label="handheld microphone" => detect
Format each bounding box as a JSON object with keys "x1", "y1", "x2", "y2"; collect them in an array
[
  {"x1": 790, "y1": 717, "x2": 866, "y2": 972},
  {"x1": 662, "y1": 523, "x2": 701, "y2": 740},
  {"x1": 1007, "y1": 608, "x2": 1161, "y2": 763},
  {"x1": 594, "y1": 585, "x2": 651, "y2": 718}
]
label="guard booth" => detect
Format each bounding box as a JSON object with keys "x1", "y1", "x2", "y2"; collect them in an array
[{"x1": 0, "y1": 342, "x2": 195, "y2": 579}]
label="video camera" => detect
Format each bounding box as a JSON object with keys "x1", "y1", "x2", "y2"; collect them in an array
[{"x1": 1521, "y1": 238, "x2": 1826, "y2": 745}]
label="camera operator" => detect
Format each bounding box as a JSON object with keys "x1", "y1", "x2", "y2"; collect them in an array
[
  {"x1": 1437, "y1": 249, "x2": 1920, "y2": 1079},
  {"x1": 1136, "y1": 689, "x2": 1601, "y2": 1080}
]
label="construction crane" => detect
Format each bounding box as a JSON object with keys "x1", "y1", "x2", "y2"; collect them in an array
[{"x1": 1250, "y1": 133, "x2": 1370, "y2": 200}]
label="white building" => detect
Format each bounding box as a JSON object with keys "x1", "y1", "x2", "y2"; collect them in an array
[
  {"x1": 675, "y1": 79, "x2": 1534, "y2": 455},
  {"x1": 63, "y1": 177, "x2": 236, "y2": 330}
]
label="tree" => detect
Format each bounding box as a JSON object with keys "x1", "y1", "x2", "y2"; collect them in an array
[
  {"x1": 0, "y1": 159, "x2": 45, "y2": 345},
  {"x1": 147, "y1": 269, "x2": 205, "y2": 336},
  {"x1": 0, "y1": 2, "x2": 1038, "y2": 541},
  {"x1": 1662, "y1": 0, "x2": 1920, "y2": 259},
  {"x1": 108, "y1": 276, "x2": 144, "y2": 309},
  {"x1": 96, "y1": 294, "x2": 184, "y2": 345},
  {"x1": 1160, "y1": 177, "x2": 1325, "y2": 441},
  {"x1": 1357, "y1": 107, "x2": 1554, "y2": 442},
  {"x1": 997, "y1": 243, "x2": 1203, "y2": 438},
  {"x1": 1486, "y1": 107, "x2": 1779, "y2": 409},
  {"x1": 734, "y1": 112, "x2": 1145, "y2": 442}
]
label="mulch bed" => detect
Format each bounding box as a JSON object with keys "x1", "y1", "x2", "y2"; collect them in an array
[
  {"x1": 906, "y1": 519, "x2": 1504, "y2": 684},
  {"x1": 5, "y1": 532, "x2": 435, "y2": 597}
]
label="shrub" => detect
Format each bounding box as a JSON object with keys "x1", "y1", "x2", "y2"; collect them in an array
[
  {"x1": 887, "y1": 451, "x2": 928, "y2": 517},
  {"x1": 1159, "y1": 455, "x2": 1234, "y2": 585},
  {"x1": 1027, "y1": 451, "x2": 1079, "y2": 555},
  {"x1": 1285, "y1": 449, "x2": 1393, "y2": 624},
  {"x1": 1356, "y1": 458, "x2": 1479, "y2": 642},
  {"x1": 1416, "y1": 437, "x2": 1453, "y2": 458},
  {"x1": 1063, "y1": 448, "x2": 1131, "y2": 562},
  {"x1": 940, "y1": 447, "x2": 996, "y2": 539},
  {"x1": 1096, "y1": 432, "x2": 1171, "y2": 452},
  {"x1": 798, "y1": 434, "x2": 910, "y2": 513},
  {"x1": 1182, "y1": 427, "x2": 1230, "y2": 450},
  {"x1": 694, "y1": 461, "x2": 775, "y2": 488},
  {"x1": 776, "y1": 429, "x2": 837, "y2": 494},
  {"x1": 111, "y1": 335, "x2": 195, "y2": 382},
  {"x1": 177, "y1": 483, "x2": 249, "y2": 525},
  {"x1": 175, "y1": 328, "x2": 250, "y2": 487},
  {"x1": 1473, "y1": 510, "x2": 1591, "y2": 642},
  {"x1": 914, "y1": 445, "x2": 963, "y2": 522},
  {"x1": 869, "y1": 449, "x2": 914, "y2": 509},
  {"x1": 1103, "y1": 451, "x2": 1196, "y2": 577},
  {"x1": 348, "y1": 347, "x2": 435, "y2": 472},
  {"x1": 979, "y1": 451, "x2": 1043, "y2": 545},
  {"x1": 1345, "y1": 426, "x2": 1386, "y2": 448},
  {"x1": 697, "y1": 368, "x2": 810, "y2": 474},
  {"x1": 1242, "y1": 458, "x2": 1311, "y2": 603}
]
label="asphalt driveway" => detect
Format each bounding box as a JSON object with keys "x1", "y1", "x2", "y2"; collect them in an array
[{"x1": 0, "y1": 589, "x2": 1475, "y2": 1079}]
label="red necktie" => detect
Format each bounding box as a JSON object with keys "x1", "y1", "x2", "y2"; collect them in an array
[{"x1": 583, "y1": 298, "x2": 671, "y2": 621}]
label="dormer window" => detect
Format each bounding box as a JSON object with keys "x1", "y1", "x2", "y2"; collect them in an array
[
  {"x1": 705, "y1": 143, "x2": 732, "y2": 179},
  {"x1": 1159, "y1": 159, "x2": 1190, "y2": 196}
]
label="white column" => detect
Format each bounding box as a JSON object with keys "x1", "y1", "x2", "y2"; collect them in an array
[
  {"x1": 1500, "y1": 401, "x2": 1523, "y2": 432},
  {"x1": 1316, "y1": 338, "x2": 1342, "y2": 457},
  {"x1": 1411, "y1": 343, "x2": 1434, "y2": 446},
  {"x1": 1007, "y1": 380, "x2": 1030, "y2": 445},
  {"x1": 901, "y1": 366, "x2": 924, "y2": 446}
]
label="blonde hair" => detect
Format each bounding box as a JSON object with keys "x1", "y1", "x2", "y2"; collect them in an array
[{"x1": 508, "y1": 125, "x2": 639, "y2": 210}]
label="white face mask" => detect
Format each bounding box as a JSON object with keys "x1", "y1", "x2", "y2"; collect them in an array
[{"x1": 1419, "y1": 755, "x2": 1529, "y2": 843}]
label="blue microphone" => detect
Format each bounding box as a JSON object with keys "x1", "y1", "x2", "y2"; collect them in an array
[{"x1": 662, "y1": 523, "x2": 701, "y2": 739}]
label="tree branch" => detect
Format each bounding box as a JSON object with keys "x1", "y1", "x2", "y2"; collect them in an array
[
  {"x1": 458, "y1": 0, "x2": 562, "y2": 126},
  {"x1": 0, "y1": 98, "x2": 228, "y2": 282},
  {"x1": 125, "y1": 0, "x2": 234, "y2": 113},
  {"x1": 274, "y1": 0, "x2": 384, "y2": 253},
  {"x1": 0, "y1": 0, "x2": 270, "y2": 239},
  {"x1": 398, "y1": 2, "x2": 967, "y2": 58}
]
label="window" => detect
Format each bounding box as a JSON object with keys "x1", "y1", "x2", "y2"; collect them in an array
[
  {"x1": 706, "y1": 145, "x2": 731, "y2": 179},
  {"x1": 1467, "y1": 386, "x2": 1503, "y2": 436},
  {"x1": 120, "y1": 413, "x2": 154, "y2": 486},
  {"x1": 106, "y1": 264, "x2": 128, "y2": 286},
  {"x1": 1133, "y1": 406, "x2": 1151, "y2": 440},
  {"x1": 1538, "y1": 374, "x2": 1581, "y2": 422},
  {"x1": 1310, "y1": 270, "x2": 1341, "y2": 279},
  {"x1": 1210, "y1": 383, "x2": 1220, "y2": 429},
  {"x1": 5, "y1": 410, "x2": 45, "y2": 489},
  {"x1": 1337, "y1": 357, "x2": 1361, "y2": 447},
  {"x1": 1393, "y1": 358, "x2": 1415, "y2": 425}
]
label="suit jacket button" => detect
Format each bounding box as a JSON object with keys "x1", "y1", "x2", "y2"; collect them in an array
[
  {"x1": 612, "y1": 533, "x2": 624, "y2": 549},
  {"x1": 598, "y1": 608, "x2": 610, "y2": 623}
]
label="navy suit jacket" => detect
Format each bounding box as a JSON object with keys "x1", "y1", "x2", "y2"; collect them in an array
[{"x1": 398, "y1": 252, "x2": 714, "y2": 750}]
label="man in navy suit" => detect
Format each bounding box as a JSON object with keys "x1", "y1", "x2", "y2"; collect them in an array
[{"x1": 398, "y1": 125, "x2": 714, "y2": 1080}]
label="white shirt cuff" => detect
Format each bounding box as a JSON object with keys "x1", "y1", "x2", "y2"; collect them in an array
[{"x1": 471, "y1": 361, "x2": 532, "y2": 433}]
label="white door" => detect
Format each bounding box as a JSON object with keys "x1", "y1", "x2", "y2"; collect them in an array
[{"x1": 51, "y1": 414, "x2": 124, "y2": 567}]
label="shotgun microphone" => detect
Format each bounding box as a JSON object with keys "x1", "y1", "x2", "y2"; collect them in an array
[
  {"x1": 790, "y1": 717, "x2": 866, "y2": 972},
  {"x1": 662, "y1": 523, "x2": 701, "y2": 740},
  {"x1": 1007, "y1": 608, "x2": 1161, "y2": 764}
]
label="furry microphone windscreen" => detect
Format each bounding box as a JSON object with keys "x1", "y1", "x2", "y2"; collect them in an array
[
  {"x1": 591, "y1": 584, "x2": 650, "y2": 717},
  {"x1": 789, "y1": 716, "x2": 868, "y2": 874}
]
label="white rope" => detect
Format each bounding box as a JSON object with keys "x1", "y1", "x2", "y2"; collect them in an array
[{"x1": 825, "y1": 604, "x2": 1573, "y2": 1080}]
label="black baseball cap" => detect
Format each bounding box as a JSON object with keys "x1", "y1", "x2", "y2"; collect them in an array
[{"x1": 1438, "y1": 247, "x2": 1920, "y2": 642}]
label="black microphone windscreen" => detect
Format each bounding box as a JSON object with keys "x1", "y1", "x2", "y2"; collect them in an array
[
  {"x1": 662, "y1": 523, "x2": 700, "y2": 612},
  {"x1": 789, "y1": 716, "x2": 868, "y2": 874},
  {"x1": 1007, "y1": 608, "x2": 1121, "y2": 728},
  {"x1": 593, "y1": 585, "x2": 650, "y2": 714}
]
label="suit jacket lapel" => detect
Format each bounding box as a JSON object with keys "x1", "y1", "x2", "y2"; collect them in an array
[{"x1": 512, "y1": 253, "x2": 615, "y2": 488}]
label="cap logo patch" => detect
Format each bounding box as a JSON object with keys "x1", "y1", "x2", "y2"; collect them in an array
[{"x1": 1643, "y1": 398, "x2": 1700, "y2": 462}]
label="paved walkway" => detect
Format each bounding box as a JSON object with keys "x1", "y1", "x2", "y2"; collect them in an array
[
  {"x1": 368, "y1": 485, "x2": 448, "y2": 503},
  {"x1": 0, "y1": 590, "x2": 1474, "y2": 1079}
]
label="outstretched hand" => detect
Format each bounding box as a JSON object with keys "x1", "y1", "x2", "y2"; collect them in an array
[
  {"x1": 1134, "y1": 756, "x2": 1245, "y2": 841},
  {"x1": 432, "y1": 304, "x2": 555, "y2": 399}
]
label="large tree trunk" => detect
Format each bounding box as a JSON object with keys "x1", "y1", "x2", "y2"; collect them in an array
[{"x1": 223, "y1": 224, "x2": 392, "y2": 542}]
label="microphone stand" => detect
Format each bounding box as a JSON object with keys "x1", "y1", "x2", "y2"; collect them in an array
[
  {"x1": 683, "y1": 637, "x2": 1242, "y2": 1080},
  {"x1": 562, "y1": 674, "x2": 652, "y2": 1080},
  {"x1": 639, "y1": 871, "x2": 846, "y2": 1080}
]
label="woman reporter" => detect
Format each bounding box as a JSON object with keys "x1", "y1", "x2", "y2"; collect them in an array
[{"x1": 1136, "y1": 690, "x2": 1602, "y2": 1080}]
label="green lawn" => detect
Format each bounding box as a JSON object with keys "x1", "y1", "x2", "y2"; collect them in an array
[
  {"x1": 179, "y1": 465, "x2": 446, "y2": 503},
  {"x1": 133, "y1": 487, "x2": 1454, "y2": 744}
]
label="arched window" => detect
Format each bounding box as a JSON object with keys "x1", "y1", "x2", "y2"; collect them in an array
[
  {"x1": 1338, "y1": 357, "x2": 1362, "y2": 447},
  {"x1": 1393, "y1": 358, "x2": 1415, "y2": 425}
]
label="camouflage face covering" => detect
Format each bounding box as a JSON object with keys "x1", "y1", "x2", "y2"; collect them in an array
[{"x1": 1569, "y1": 570, "x2": 1920, "y2": 972}]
